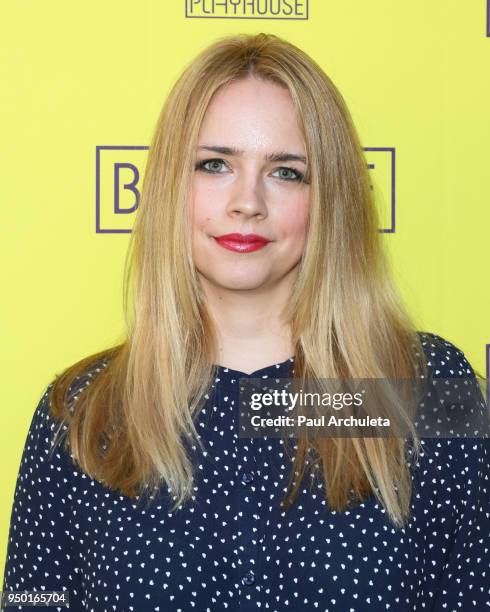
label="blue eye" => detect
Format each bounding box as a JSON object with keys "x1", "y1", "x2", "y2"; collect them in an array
[
  {"x1": 195, "y1": 159, "x2": 228, "y2": 173},
  {"x1": 272, "y1": 167, "x2": 306, "y2": 183},
  {"x1": 195, "y1": 158, "x2": 307, "y2": 183}
]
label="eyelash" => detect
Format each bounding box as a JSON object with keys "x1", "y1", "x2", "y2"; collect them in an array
[{"x1": 194, "y1": 158, "x2": 308, "y2": 184}]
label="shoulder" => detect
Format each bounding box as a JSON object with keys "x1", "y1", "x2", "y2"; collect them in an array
[
  {"x1": 32, "y1": 356, "x2": 111, "y2": 451},
  {"x1": 62, "y1": 356, "x2": 111, "y2": 414},
  {"x1": 415, "y1": 330, "x2": 477, "y2": 378},
  {"x1": 410, "y1": 331, "x2": 488, "y2": 445},
  {"x1": 411, "y1": 334, "x2": 489, "y2": 506}
]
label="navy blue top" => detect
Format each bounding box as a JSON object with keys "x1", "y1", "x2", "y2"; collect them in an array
[{"x1": 2, "y1": 331, "x2": 489, "y2": 611}]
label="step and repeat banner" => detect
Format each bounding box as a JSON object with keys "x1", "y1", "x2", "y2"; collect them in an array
[{"x1": 2, "y1": 0, "x2": 489, "y2": 588}]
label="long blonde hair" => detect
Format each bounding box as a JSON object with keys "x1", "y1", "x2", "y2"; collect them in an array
[{"x1": 49, "y1": 33, "x2": 431, "y2": 528}]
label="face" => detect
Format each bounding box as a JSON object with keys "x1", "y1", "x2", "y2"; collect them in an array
[{"x1": 190, "y1": 76, "x2": 311, "y2": 293}]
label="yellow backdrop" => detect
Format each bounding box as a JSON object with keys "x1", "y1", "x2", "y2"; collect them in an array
[{"x1": 2, "y1": 0, "x2": 489, "y2": 583}]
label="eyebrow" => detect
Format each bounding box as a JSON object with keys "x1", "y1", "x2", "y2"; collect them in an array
[{"x1": 198, "y1": 145, "x2": 307, "y2": 164}]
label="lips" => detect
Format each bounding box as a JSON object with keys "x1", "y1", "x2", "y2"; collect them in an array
[{"x1": 213, "y1": 233, "x2": 270, "y2": 253}]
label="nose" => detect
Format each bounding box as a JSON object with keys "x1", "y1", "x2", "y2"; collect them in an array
[{"x1": 226, "y1": 168, "x2": 268, "y2": 219}]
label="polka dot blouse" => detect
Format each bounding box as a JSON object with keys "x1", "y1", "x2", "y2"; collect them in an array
[{"x1": 2, "y1": 331, "x2": 489, "y2": 611}]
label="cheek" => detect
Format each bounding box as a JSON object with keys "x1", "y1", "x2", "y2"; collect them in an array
[
  {"x1": 191, "y1": 183, "x2": 216, "y2": 229},
  {"x1": 278, "y1": 197, "x2": 311, "y2": 241}
]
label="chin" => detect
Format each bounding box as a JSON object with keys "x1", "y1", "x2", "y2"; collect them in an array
[
  {"x1": 223, "y1": 275, "x2": 268, "y2": 287},
  {"x1": 203, "y1": 273, "x2": 271, "y2": 291}
]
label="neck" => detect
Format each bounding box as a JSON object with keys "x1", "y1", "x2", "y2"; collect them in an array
[{"x1": 199, "y1": 274, "x2": 296, "y2": 370}]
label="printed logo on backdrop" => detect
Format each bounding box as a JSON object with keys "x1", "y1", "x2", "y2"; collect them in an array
[
  {"x1": 185, "y1": 0, "x2": 308, "y2": 19},
  {"x1": 366, "y1": 147, "x2": 396, "y2": 233},
  {"x1": 96, "y1": 146, "x2": 146, "y2": 234},
  {"x1": 95, "y1": 145, "x2": 395, "y2": 233}
]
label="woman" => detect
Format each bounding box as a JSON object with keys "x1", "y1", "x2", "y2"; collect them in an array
[{"x1": 2, "y1": 33, "x2": 489, "y2": 611}]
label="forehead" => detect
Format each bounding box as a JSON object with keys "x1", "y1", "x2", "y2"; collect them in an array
[{"x1": 198, "y1": 76, "x2": 306, "y2": 152}]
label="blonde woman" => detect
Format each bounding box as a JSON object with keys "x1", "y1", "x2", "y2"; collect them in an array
[{"x1": 2, "y1": 33, "x2": 489, "y2": 612}]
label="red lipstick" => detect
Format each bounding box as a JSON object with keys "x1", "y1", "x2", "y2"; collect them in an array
[{"x1": 214, "y1": 233, "x2": 270, "y2": 253}]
